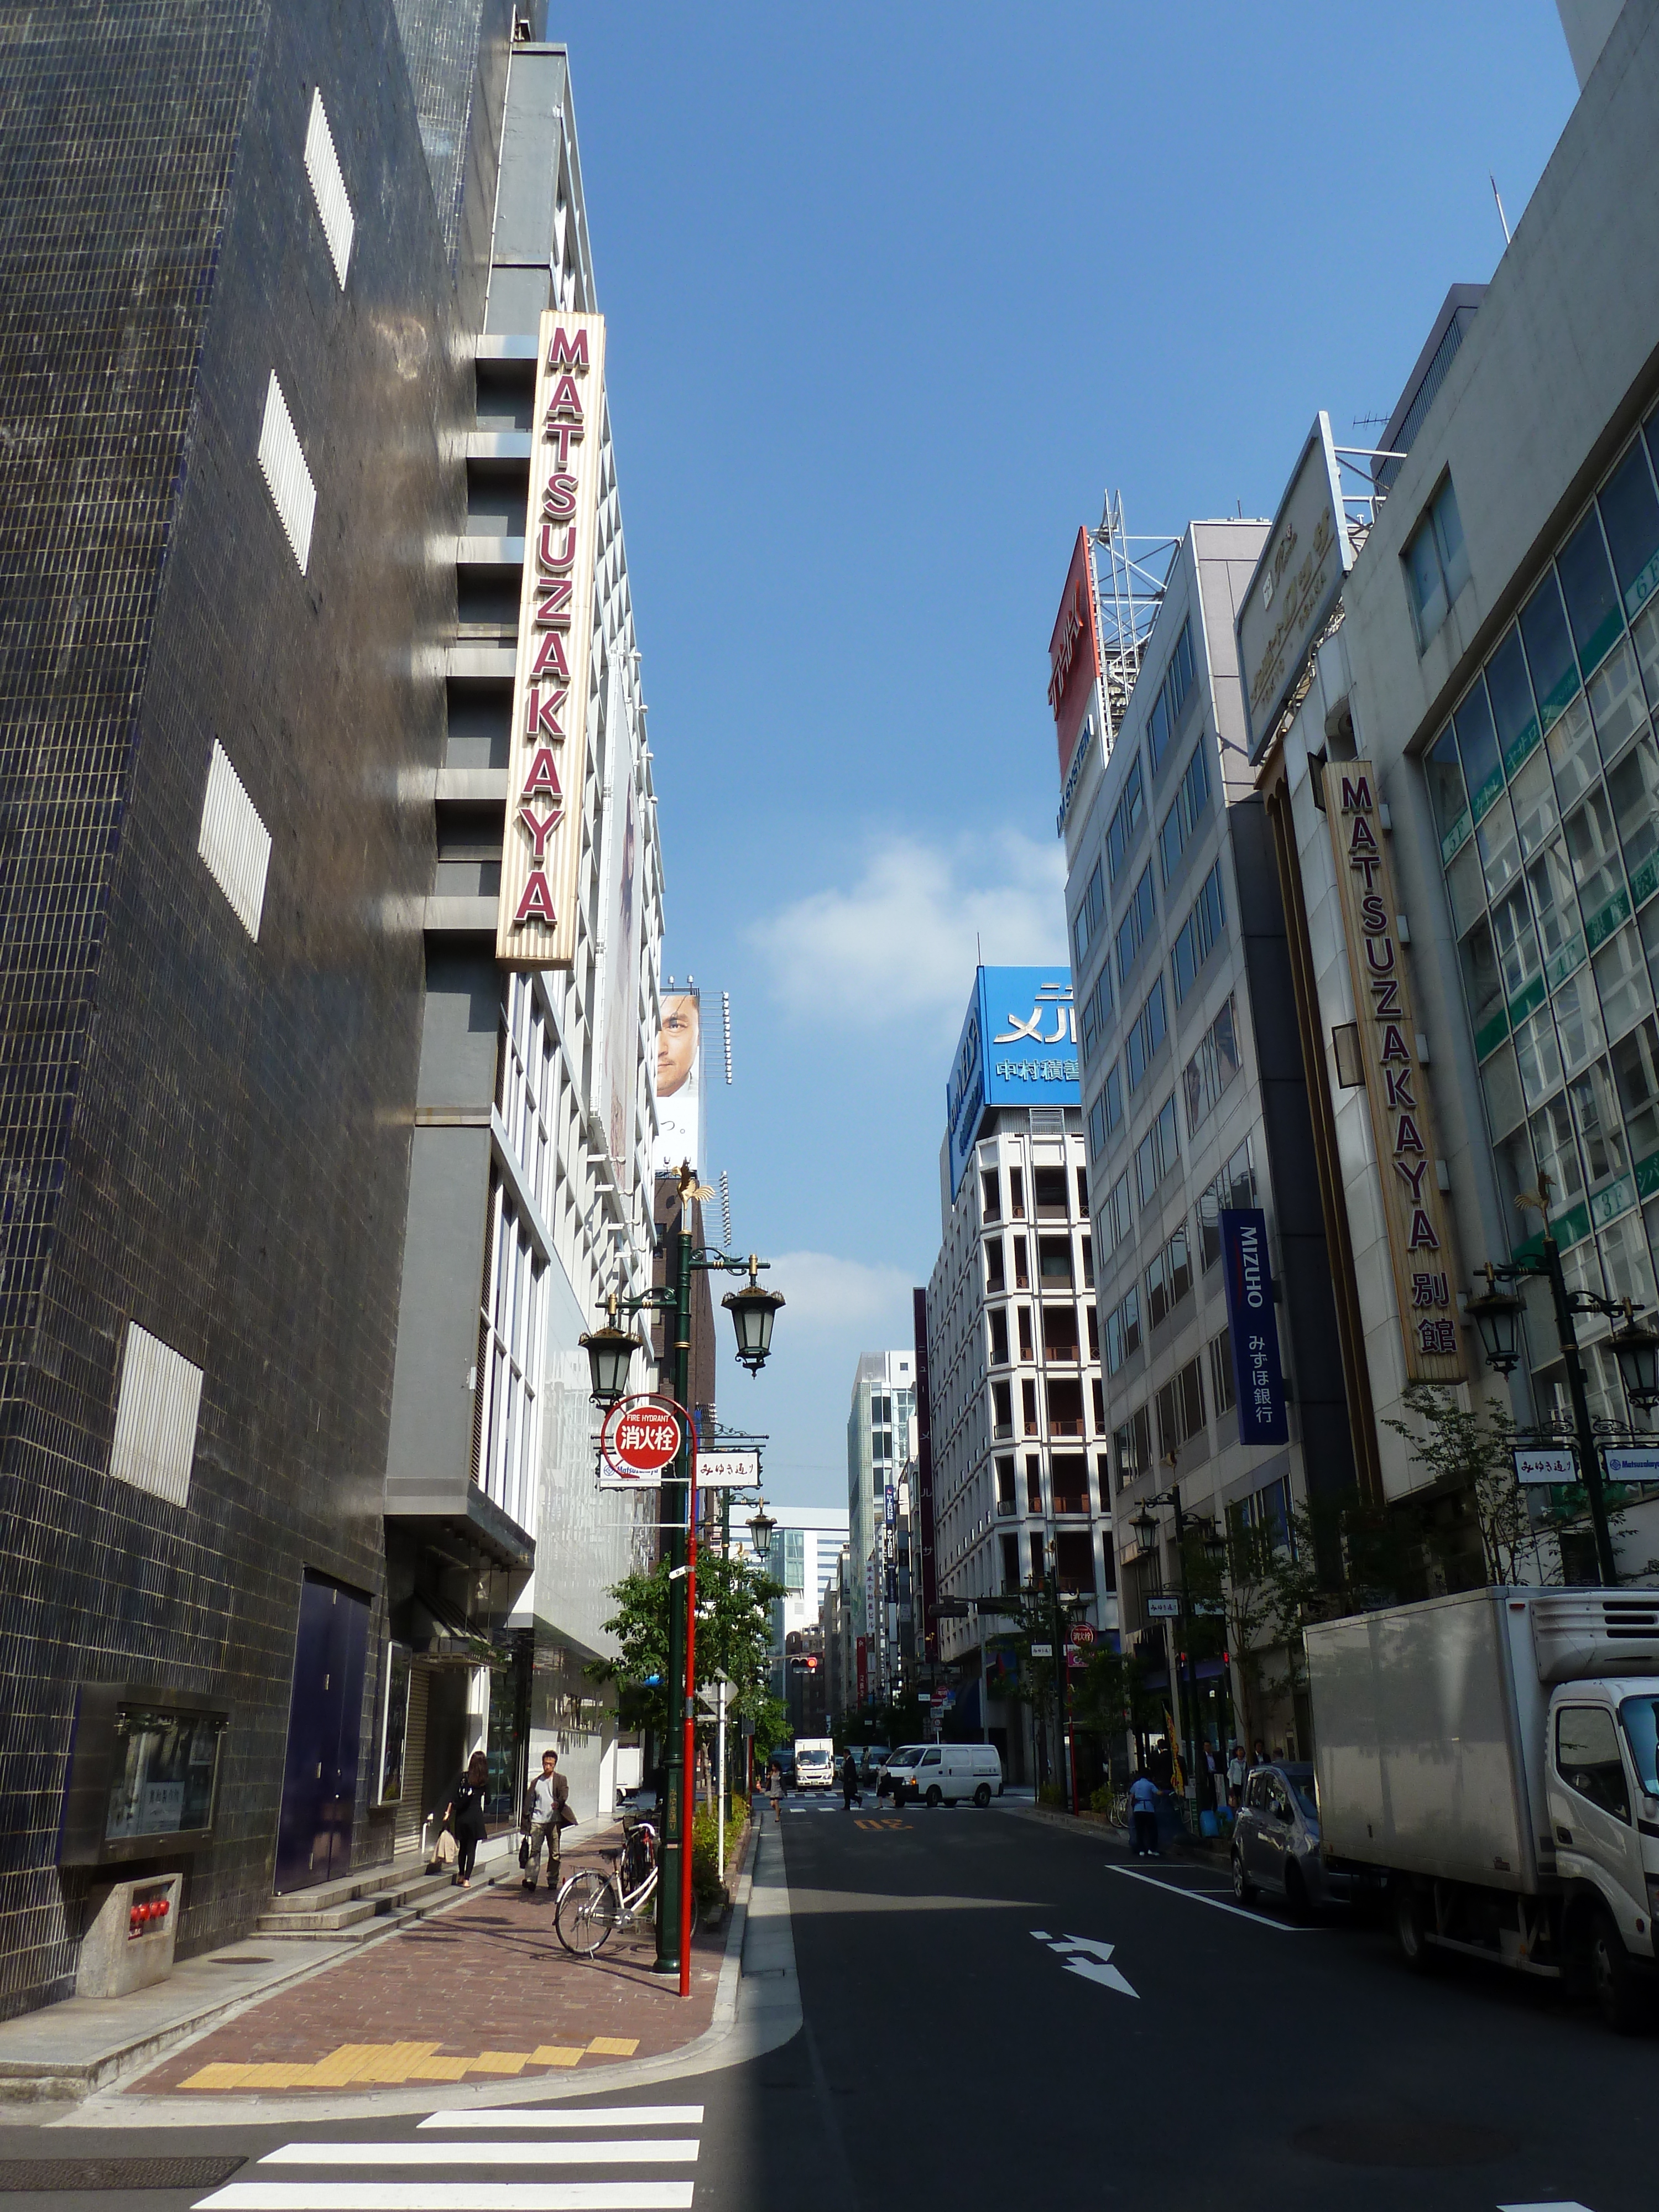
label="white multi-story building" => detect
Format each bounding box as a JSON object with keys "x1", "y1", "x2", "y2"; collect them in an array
[
  {"x1": 846, "y1": 1350, "x2": 916, "y2": 1704},
  {"x1": 924, "y1": 969, "x2": 1115, "y2": 1777}
]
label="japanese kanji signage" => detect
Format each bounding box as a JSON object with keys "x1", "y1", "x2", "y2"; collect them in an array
[
  {"x1": 498, "y1": 310, "x2": 607, "y2": 968},
  {"x1": 1219, "y1": 1208, "x2": 1290, "y2": 1447},
  {"x1": 946, "y1": 967, "x2": 1078, "y2": 1196},
  {"x1": 1324, "y1": 759, "x2": 1464, "y2": 1383}
]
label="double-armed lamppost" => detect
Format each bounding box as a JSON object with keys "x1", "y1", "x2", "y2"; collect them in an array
[
  {"x1": 581, "y1": 1162, "x2": 782, "y2": 1987},
  {"x1": 1131, "y1": 1474, "x2": 1225, "y2": 1823},
  {"x1": 1465, "y1": 1174, "x2": 1659, "y2": 1585}
]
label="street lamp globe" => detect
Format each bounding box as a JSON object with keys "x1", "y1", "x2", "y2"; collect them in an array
[
  {"x1": 1610, "y1": 1306, "x2": 1659, "y2": 1413},
  {"x1": 1129, "y1": 1504, "x2": 1159, "y2": 1547},
  {"x1": 747, "y1": 1500, "x2": 776, "y2": 1559},
  {"x1": 723, "y1": 1264, "x2": 785, "y2": 1374},
  {"x1": 580, "y1": 1318, "x2": 637, "y2": 1407},
  {"x1": 1467, "y1": 1269, "x2": 1526, "y2": 1375}
]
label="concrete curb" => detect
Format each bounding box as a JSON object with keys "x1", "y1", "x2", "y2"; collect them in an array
[{"x1": 65, "y1": 1812, "x2": 800, "y2": 2129}]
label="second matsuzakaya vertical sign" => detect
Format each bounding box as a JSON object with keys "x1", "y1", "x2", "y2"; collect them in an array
[
  {"x1": 498, "y1": 309, "x2": 607, "y2": 968},
  {"x1": 1324, "y1": 758, "x2": 1464, "y2": 1384}
]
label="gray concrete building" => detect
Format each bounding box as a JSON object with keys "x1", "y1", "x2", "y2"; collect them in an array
[
  {"x1": 1252, "y1": 0, "x2": 1659, "y2": 1580},
  {"x1": 1058, "y1": 520, "x2": 1354, "y2": 1759}
]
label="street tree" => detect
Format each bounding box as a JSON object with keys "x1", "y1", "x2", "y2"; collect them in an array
[{"x1": 589, "y1": 1551, "x2": 782, "y2": 1743}]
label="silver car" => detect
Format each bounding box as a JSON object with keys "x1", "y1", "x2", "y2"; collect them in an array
[{"x1": 1230, "y1": 1762, "x2": 1355, "y2": 1916}]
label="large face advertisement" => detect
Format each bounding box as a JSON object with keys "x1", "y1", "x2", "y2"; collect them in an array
[
  {"x1": 653, "y1": 985, "x2": 702, "y2": 1175},
  {"x1": 1047, "y1": 527, "x2": 1103, "y2": 792},
  {"x1": 498, "y1": 310, "x2": 607, "y2": 968},
  {"x1": 947, "y1": 967, "x2": 1078, "y2": 1196}
]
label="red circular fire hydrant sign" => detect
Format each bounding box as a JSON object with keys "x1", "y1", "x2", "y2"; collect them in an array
[{"x1": 601, "y1": 1396, "x2": 684, "y2": 1477}]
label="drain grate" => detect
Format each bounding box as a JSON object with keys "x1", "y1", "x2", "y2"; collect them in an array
[
  {"x1": 1292, "y1": 2118, "x2": 1513, "y2": 2169},
  {"x1": 0, "y1": 2156, "x2": 245, "y2": 2191}
]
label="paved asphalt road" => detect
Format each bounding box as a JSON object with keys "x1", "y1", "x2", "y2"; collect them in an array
[{"x1": 0, "y1": 1796, "x2": 1651, "y2": 2210}]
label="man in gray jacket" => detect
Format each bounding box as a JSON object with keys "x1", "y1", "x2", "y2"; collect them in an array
[{"x1": 521, "y1": 1747, "x2": 571, "y2": 1892}]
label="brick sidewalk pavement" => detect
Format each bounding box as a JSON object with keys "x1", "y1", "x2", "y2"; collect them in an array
[{"x1": 132, "y1": 1830, "x2": 738, "y2": 2096}]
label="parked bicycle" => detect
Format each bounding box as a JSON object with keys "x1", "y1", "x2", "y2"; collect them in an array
[{"x1": 554, "y1": 1813, "x2": 659, "y2": 1957}]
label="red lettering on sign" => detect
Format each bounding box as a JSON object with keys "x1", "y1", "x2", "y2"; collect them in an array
[
  {"x1": 1384, "y1": 1067, "x2": 1416, "y2": 1109},
  {"x1": 545, "y1": 373, "x2": 585, "y2": 425},
  {"x1": 1360, "y1": 893, "x2": 1388, "y2": 933},
  {"x1": 1393, "y1": 1112, "x2": 1425, "y2": 1155},
  {"x1": 547, "y1": 326, "x2": 589, "y2": 373},
  {"x1": 1379, "y1": 1023, "x2": 1410, "y2": 1062},
  {"x1": 1407, "y1": 1207, "x2": 1441, "y2": 1251},
  {"x1": 542, "y1": 472, "x2": 579, "y2": 521},
  {"x1": 1395, "y1": 1157, "x2": 1430, "y2": 1201},
  {"x1": 1365, "y1": 935, "x2": 1397, "y2": 975},
  {"x1": 534, "y1": 577, "x2": 572, "y2": 626},
  {"x1": 520, "y1": 805, "x2": 561, "y2": 860},
  {"x1": 1370, "y1": 978, "x2": 1402, "y2": 1016},
  {"x1": 521, "y1": 747, "x2": 562, "y2": 800},
  {"x1": 1340, "y1": 774, "x2": 1374, "y2": 812},
  {"x1": 527, "y1": 688, "x2": 567, "y2": 742},
  {"x1": 537, "y1": 521, "x2": 576, "y2": 567},
  {"x1": 514, "y1": 871, "x2": 556, "y2": 926},
  {"x1": 1349, "y1": 812, "x2": 1379, "y2": 855},
  {"x1": 530, "y1": 629, "x2": 570, "y2": 682}
]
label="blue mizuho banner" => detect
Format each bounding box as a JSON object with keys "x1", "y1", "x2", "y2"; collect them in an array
[{"x1": 1219, "y1": 1208, "x2": 1288, "y2": 1447}]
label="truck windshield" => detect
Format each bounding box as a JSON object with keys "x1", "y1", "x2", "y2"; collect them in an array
[{"x1": 1620, "y1": 1695, "x2": 1659, "y2": 1796}]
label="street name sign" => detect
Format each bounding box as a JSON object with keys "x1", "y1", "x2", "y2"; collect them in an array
[
  {"x1": 1030, "y1": 1642, "x2": 1053, "y2": 1658},
  {"x1": 1604, "y1": 1446, "x2": 1659, "y2": 1483},
  {"x1": 1514, "y1": 1446, "x2": 1577, "y2": 1486},
  {"x1": 698, "y1": 1449, "x2": 761, "y2": 1488},
  {"x1": 1146, "y1": 1595, "x2": 1181, "y2": 1619}
]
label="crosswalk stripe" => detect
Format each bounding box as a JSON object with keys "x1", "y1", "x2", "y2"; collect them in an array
[
  {"x1": 195, "y1": 2187, "x2": 696, "y2": 2211},
  {"x1": 421, "y1": 2107, "x2": 704, "y2": 2131},
  {"x1": 260, "y1": 2141, "x2": 698, "y2": 2167}
]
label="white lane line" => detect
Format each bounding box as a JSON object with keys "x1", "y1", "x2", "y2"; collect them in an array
[
  {"x1": 260, "y1": 2142, "x2": 698, "y2": 2168},
  {"x1": 1105, "y1": 1865, "x2": 1326, "y2": 1931},
  {"x1": 1498, "y1": 2203, "x2": 1599, "y2": 2210},
  {"x1": 421, "y1": 2107, "x2": 703, "y2": 2131},
  {"x1": 196, "y1": 2189, "x2": 695, "y2": 2212}
]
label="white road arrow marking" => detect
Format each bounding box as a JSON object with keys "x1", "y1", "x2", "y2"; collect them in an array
[{"x1": 1027, "y1": 1928, "x2": 1139, "y2": 1998}]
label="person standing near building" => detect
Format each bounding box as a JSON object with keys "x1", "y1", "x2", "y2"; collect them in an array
[
  {"x1": 520, "y1": 1747, "x2": 570, "y2": 1894},
  {"x1": 442, "y1": 1750, "x2": 491, "y2": 1889},
  {"x1": 1128, "y1": 1770, "x2": 1159, "y2": 1859},
  {"x1": 1227, "y1": 1742, "x2": 1245, "y2": 1812},
  {"x1": 841, "y1": 1750, "x2": 859, "y2": 1811}
]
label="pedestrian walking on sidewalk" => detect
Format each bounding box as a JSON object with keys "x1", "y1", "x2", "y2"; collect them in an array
[
  {"x1": 766, "y1": 1761, "x2": 782, "y2": 1825},
  {"x1": 520, "y1": 1747, "x2": 572, "y2": 1893},
  {"x1": 841, "y1": 1751, "x2": 859, "y2": 1811},
  {"x1": 442, "y1": 1750, "x2": 490, "y2": 1888},
  {"x1": 1128, "y1": 1770, "x2": 1160, "y2": 1859}
]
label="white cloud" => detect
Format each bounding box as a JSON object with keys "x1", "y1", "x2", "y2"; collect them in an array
[
  {"x1": 754, "y1": 830, "x2": 1067, "y2": 1038},
  {"x1": 763, "y1": 1249, "x2": 914, "y2": 1333}
]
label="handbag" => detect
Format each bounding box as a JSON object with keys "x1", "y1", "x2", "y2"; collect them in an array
[
  {"x1": 436, "y1": 1827, "x2": 459, "y2": 1867},
  {"x1": 518, "y1": 1835, "x2": 530, "y2": 1868}
]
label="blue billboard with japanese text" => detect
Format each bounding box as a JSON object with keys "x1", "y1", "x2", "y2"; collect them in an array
[
  {"x1": 947, "y1": 967, "x2": 1077, "y2": 1197},
  {"x1": 1219, "y1": 1208, "x2": 1289, "y2": 1446}
]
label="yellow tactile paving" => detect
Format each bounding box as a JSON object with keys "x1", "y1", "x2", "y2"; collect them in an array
[{"x1": 179, "y1": 2034, "x2": 641, "y2": 2091}]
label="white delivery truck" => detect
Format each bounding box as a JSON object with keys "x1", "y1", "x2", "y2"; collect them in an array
[
  {"x1": 794, "y1": 1738, "x2": 836, "y2": 1790},
  {"x1": 1304, "y1": 1585, "x2": 1659, "y2": 2031}
]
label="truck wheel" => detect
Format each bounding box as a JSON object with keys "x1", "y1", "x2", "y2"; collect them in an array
[
  {"x1": 925, "y1": 1785, "x2": 943, "y2": 1808},
  {"x1": 1392, "y1": 1882, "x2": 1438, "y2": 1972},
  {"x1": 1589, "y1": 1908, "x2": 1647, "y2": 2034},
  {"x1": 1231, "y1": 1851, "x2": 1257, "y2": 1906},
  {"x1": 973, "y1": 1783, "x2": 992, "y2": 1808}
]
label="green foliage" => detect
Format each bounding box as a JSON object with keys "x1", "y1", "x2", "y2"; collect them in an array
[
  {"x1": 1382, "y1": 1382, "x2": 1537, "y2": 1585},
  {"x1": 1072, "y1": 1642, "x2": 1160, "y2": 1744},
  {"x1": 1037, "y1": 1782, "x2": 1066, "y2": 1809},
  {"x1": 588, "y1": 1551, "x2": 783, "y2": 1740},
  {"x1": 1087, "y1": 1785, "x2": 1114, "y2": 1815}
]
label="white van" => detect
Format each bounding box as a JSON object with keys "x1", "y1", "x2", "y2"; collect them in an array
[{"x1": 889, "y1": 1743, "x2": 1003, "y2": 1807}]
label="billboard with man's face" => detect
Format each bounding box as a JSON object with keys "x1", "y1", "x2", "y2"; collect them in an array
[{"x1": 653, "y1": 986, "x2": 702, "y2": 1173}]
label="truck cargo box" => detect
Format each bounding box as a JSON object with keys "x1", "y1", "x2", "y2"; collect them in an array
[{"x1": 1306, "y1": 1588, "x2": 1659, "y2": 1895}]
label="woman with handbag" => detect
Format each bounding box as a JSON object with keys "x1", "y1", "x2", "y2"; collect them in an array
[{"x1": 441, "y1": 1749, "x2": 491, "y2": 1888}]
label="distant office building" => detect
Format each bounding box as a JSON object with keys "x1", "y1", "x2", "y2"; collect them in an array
[
  {"x1": 1252, "y1": 1, "x2": 1659, "y2": 1580},
  {"x1": 1055, "y1": 514, "x2": 1352, "y2": 1760},
  {"x1": 733, "y1": 1506, "x2": 849, "y2": 1705},
  {"x1": 924, "y1": 968, "x2": 1113, "y2": 1781},
  {"x1": 846, "y1": 1352, "x2": 915, "y2": 1705},
  {"x1": 0, "y1": 3, "x2": 661, "y2": 2017}
]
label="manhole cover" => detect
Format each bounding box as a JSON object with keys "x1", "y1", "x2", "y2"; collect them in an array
[
  {"x1": 0, "y1": 2156, "x2": 245, "y2": 2191},
  {"x1": 208, "y1": 1954, "x2": 275, "y2": 1965},
  {"x1": 1292, "y1": 2119, "x2": 1514, "y2": 2169}
]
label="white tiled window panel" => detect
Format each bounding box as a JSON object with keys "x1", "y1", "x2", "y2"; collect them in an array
[
  {"x1": 198, "y1": 740, "x2": 272, "y2": 940},
  {"x1": 304, "y1": 88, "x2": 353, "y2": 288},
  {"x1": 109, "y1": 1324, "x2": 203, "y2": 1509},
  {"x1": 257, "y1": 372, "x2": 316, "y2": 573}
]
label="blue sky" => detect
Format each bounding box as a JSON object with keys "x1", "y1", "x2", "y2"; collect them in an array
[{"x1": 558, "y1": 3, "x2": 1580, "y2": 1505}]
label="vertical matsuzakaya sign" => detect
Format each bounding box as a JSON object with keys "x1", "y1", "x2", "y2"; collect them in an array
[
  {"x1": 497, "y1": 310, "x2": 607, "y2": 968},
  {"x1": 1324, "y1": 758, "x2": 1464, "y2": 1384}
]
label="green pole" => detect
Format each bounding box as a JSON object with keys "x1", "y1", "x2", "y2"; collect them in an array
[
  {"x1": 1541, "y1": 1231, "x2": 1618, "y2": 1583},
  {"x1": 655, "y1": 1207, "x2": 694, "y2": 1975}
]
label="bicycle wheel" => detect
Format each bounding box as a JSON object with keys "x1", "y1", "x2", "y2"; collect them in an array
[{"x1": 555, "y1": 1869, "x2": 618, "y2": 1957}]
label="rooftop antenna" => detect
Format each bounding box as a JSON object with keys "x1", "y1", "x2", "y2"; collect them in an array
[
  {"x1": 1490, "y1": 173, "x2": 1511, "y2": 246},
  {"x1": 721, "y1": 990, "x2": 733, "y2": 1084},
  {"x1": 1089, "y1": 492, "x2": 1180, "y2": 760}
]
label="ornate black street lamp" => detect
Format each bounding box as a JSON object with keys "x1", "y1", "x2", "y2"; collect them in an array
[
  {"x1": 582, "y1": 1164, "x2": 781, "y2": 1985},
  {"x1": 745, "y1": 1499, "x2": 776, "y2": 1559}
]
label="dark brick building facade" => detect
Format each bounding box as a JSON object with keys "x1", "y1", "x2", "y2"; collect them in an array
[{"x1": 0, "y1": 0, "x2": 510, "y2": 2016}]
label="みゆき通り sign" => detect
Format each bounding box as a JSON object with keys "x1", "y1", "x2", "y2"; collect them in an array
[
  {"x1": 1324, "y1": 760, "x2": 1464, "y2": 1383},
  {"x1": 498, "y1": 311, "x2": 607, "y2": 968}
]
